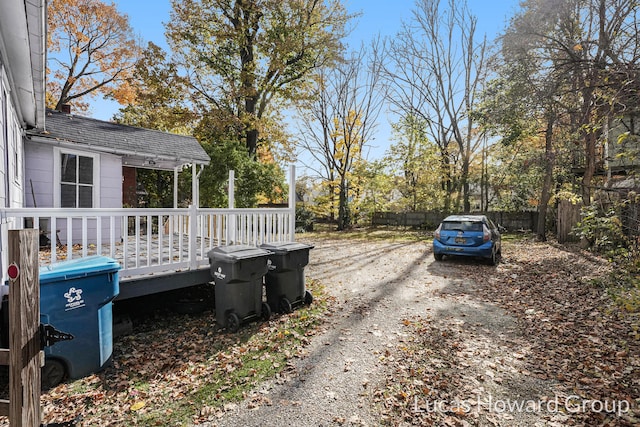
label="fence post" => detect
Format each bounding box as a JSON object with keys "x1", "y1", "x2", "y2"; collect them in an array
[
  {"x1": 8, "y1": 229, "x2": 41, "y2": 426},
  {"x1": 557, "y1": 200, "x2": 581, "y2": 243}
]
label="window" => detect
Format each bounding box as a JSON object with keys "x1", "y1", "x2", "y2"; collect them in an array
[
  {"x1": 59, "y1": 152, "x2": 95, "y2": 208},
  {"x1": 442, "y1": 221, "x2": 483, "y2": 232}
]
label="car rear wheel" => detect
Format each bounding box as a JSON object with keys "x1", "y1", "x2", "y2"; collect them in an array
[{"x1": 488, "y1": 248, "x2": 498, "y2": 266}]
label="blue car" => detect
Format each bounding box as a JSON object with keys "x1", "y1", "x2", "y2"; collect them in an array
[{"x1": 433, "y1": 215, "x2": 502, "y2": 265}]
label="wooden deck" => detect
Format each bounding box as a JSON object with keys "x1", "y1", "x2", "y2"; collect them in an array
[
  {"x1": 37, "y1": 233, "x2": 218, "y2": 300},
  {"x1": 3, "y1": 205, "x2": 295, "y2": 300}
]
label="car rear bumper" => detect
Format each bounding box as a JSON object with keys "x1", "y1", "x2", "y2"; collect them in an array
[{"x1": 433, "y1": 239, "x2": 495, "y2": 258}]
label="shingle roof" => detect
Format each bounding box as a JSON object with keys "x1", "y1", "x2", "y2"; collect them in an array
[{"x1": 30, "y1": 110, "x2": 210, "y2": 167}]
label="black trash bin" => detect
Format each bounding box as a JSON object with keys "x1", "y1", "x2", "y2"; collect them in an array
[
  {"x1": 260, "y1": 242, "x2": 314, "y2": 313},
  {"x1": 208, "y1": 245, "x2": 272, "y2": 332}
]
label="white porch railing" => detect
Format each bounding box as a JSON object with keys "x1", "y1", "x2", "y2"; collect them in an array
[{"x1": 0, "y1": 205, "x2": 295, "y2": 279}]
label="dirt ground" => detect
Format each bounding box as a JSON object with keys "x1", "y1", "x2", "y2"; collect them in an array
[
  {"x1": 211, "y1": 236, "x2": 639, "y2": 427},
  {"x1": 3, "y1": 234, "x2": 637, "y2": 426}
]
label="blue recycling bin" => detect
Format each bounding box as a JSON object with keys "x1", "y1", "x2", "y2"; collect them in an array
[{"x1": 39, "y1": 255, "x2": 120, "y2": 387}]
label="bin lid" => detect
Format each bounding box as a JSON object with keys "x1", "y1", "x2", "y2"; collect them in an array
[
  {"x1": 40, "y1": 255, "x2": 121, "y2": 284},
  {"x1": 208, "y1": 244, "x2": 272, "y2": 262},
  {"x1": 259, "y1": 241, "x2": 314, "y2": 254}
]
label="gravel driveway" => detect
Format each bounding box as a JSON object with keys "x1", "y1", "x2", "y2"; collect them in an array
[{"x1": 212, "y1": 237, "x2": 545, "y2": 426}]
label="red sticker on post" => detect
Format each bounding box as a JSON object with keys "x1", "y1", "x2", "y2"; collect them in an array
[{"x1": 7, "y1": 263, "x2": 19, "y2": 281}]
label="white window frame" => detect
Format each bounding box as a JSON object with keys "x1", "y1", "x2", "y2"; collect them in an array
[{"x1": 53, "y1": 147, "x2": 101, "y2": 208}]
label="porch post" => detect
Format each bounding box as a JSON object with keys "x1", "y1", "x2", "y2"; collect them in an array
[
  {"x1": 173, "y1": 167, "x2": 179, "y2": 209},
  {"x1": 288, "y1": 165, "x2": 296, "y2": 241},
  {"x1": 189, "y1": 204, "x2": 197, "y2": 269},
  {"x1": 192, "y1": 163, "x2": 198, "y2": 208},
  {"x1": 228, "y1": 170, "x2": 236, "y2": 244}
]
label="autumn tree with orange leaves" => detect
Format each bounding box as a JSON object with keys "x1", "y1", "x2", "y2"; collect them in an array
[{"x1": 47, "y1": 0, "x2": 141, "y2": 113}]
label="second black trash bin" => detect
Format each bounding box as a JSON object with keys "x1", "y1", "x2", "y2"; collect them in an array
[
  {"x1": 208, "y1": 245, "x2": 272, "y2": 332},
  {"x1": 260, "y1": 242, "x2": 314, "y2": 313}
]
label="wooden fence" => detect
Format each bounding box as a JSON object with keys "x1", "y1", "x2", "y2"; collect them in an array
[
  {"x1": 372, "y1": 211, "x2": 538, "y2": 231},
  {"x1": 557, "y1": 200, "x2": 582, "y2": 243},
  {"x1": 0, "y1": 230, "x2": 42, "y2": 426}
]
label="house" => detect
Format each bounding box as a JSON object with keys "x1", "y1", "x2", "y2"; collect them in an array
[
  {"x1": 571, "y1": 114, "x2": 640, "y2": 179},
  {"x1": 24, "y1": 108, "x2": 211, "y2": 244},
  {"x1": 0, "y1": 0, "x2": 46, "y2": 281},
  {"x1": 0, "y1": 0, "x2": 296, "y2": 298}
]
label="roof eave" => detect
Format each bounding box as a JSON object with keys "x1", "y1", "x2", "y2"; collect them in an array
[
  {"x1": 27, "y1": 133, "x2": 210, "y2": 169},
  {"x1": 0, "y1": 0, "x2": 46, "y2": 129}
]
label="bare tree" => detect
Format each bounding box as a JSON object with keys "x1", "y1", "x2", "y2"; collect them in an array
[
  {"x1": 381, "y1": 0, "x2": 488, "y2": 212},
  {"x1": 297, "y1": 44, "x2": 385, "y2": 229}
]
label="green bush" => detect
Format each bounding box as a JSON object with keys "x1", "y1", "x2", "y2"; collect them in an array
[
  {"x1": 573, "y1": 202, "x2": 630, "y2": 258},
  {"x1": 295, "y1": 205, "x2": 315, "y2": 232}
]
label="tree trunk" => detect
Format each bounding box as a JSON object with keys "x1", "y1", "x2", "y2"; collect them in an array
[
  {"x1": 581, "y1": 131, "x2": 596, "y2": 205},
  {"x1": 462, "y1": 159, "x2": 470, "y2": 213},
  {"x1": 537, "y1": 115, "x2": 555, "y2": 241},
  {"x1": 337, "y1": 179, "x2": 349, "y2": 231},
  {"x1": 441, "y1": 151, "x2": 452, "y2": 212},
  {"x1": 246, "y1": 128, "x2": 258, "y2": 159},
  {"x1": 238, "y1": 2, "x2": 260, "y2": 158}
]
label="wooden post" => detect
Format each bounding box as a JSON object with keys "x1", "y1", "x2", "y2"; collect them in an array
[
  {"x1": 6, "y1": 229, "x2": 41, "y2": 426},
  {"x1": 557, "y1": 200, "x2": 581, "y2": 243},
  {"x1": 288, "y1": 165, "x2": 296, "y2": 241},
  {"x1": 228, "y1": 170, "x2": 236, "y2": 244}
]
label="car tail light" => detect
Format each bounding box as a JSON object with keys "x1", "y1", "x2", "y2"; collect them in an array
[
  {"x1": 434, "y1": 224, "x2": 441, "y2": 240},
  {"x1": 483, "y1": 224, "x2": 491, "y2": 242}
]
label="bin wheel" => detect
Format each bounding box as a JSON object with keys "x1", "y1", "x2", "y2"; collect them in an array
[
  {"x1": 304, "y1": 290, "x2": 313, "y2": 305},
  {"x1": 226, "y1": 312, "x2": 241, "y2": 333},
  {"x1": 261, "y1": 302, "x2": 272, "y2": 321},
  {"x1": 42, "y1": 359, "x2": 66, "y2": 389},
  {"x1": 279, "y1": 297, "x2": 292, "y2": 314}
]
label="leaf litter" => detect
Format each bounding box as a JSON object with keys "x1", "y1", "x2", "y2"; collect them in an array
[
  {"x1": 376, "y1": 238, "x2": 639, "y2": 426},
  {"x1": 2, "y1": 236, "x2": 639, "y2": 426}
]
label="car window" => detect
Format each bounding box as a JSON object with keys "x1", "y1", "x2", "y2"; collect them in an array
[{"x1": 442, "y1": 221, "x2": 483, "y2": 232}]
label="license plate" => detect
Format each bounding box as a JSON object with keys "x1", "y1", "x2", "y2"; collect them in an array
[{"x1": 454, "y1": 237, "x2": 466, "y2": 244}]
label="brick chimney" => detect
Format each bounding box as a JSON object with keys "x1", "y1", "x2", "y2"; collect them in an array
[{"x1": 61, "y1": 104, "x2": 71, "y2": 114}]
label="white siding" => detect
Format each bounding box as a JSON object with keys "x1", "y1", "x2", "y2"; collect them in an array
[
  {"x1": 8, "y1": 112, "x2": 23, "y2": 208},
  {"x1": 0, "y1": 66, "x2": 22, "y2": 209},
  {"x1": 24, "y1": 141, "x2": 123, "y2": 244},
  {"x1": 24, "y1": 138, "x2": 53, "y2": 207},
  {"x1": 1, "y1": 64, "x2": 27, "y2": 281},
  {"x1": 100, "y1": 154, "x2": 122, "y2": 208},
  {"x1": 0, "y1": 66, "x2": 7, "y2": 282},
  {"x1": 0, "y1": 70, "x2": 6, "y2": 209}
]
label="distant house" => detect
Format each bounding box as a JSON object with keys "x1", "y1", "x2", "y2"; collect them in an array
[
  {"x1": 571, "y1": 114, "x2": 640, "y2": 180},
  {"x1": 24, "y1": 109, "x2": 210, "y2": 243},
  {"x1": 0, "y1": 0, "x2": 46, "y2": 278}
]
